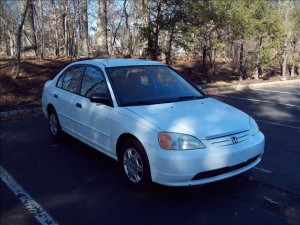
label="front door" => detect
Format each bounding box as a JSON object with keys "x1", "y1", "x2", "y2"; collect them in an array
[{"x1": 75, "y1": 66, "x2": 113, "y2": 155}]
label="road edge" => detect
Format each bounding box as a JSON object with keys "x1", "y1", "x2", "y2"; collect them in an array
[{"x1": 202, "y1": 78, "x2": 300, "y2": 94}]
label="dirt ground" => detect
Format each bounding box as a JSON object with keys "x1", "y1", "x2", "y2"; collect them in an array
[
  {"x1": 0, "y1": 57, "x2": 295, "y2": 112},
  {"x1": 0, "y1": 58, "x2": 69, "y2": 112}
]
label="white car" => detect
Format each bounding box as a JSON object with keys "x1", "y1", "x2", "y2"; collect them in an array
[{"x1": 42, "y1": 59, "x2": 264, "y2": 189}]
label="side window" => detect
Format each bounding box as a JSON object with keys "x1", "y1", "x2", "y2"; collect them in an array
[
  {"x1": 80, "y1": 66, "x2": 109, "y2": 98},
  {"x1": 57, "y1": 66, "x2": 84, "y2": 93}
]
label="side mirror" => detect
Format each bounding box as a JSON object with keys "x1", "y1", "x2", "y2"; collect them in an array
[{"x1": 90, "y1": 94, "x2": 113, "y2": 107}]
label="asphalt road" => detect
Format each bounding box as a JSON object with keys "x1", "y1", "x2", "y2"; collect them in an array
[{"x1": 1, "y1": 85, "x2": 300, "y2": 225}]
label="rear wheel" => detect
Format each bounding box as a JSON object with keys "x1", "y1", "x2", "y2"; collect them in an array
[
  {"x1": 119, "y1": 138, "x2": 151, "y2": 190},
  {"x1": 48, "y1": 108, "x2": 63, "y2": 139}
]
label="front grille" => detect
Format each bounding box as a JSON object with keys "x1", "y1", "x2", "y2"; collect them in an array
[
  {"x1": 207, "y1": 130, "x2": 250, "y2": 147},
  {"x1": 192, "y1": 155, "x2": 259, "y2": 180}
]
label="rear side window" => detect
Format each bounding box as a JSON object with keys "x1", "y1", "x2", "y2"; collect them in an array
[{"x1": 57, "y1": 66, "x2": 85, "y2": 93}]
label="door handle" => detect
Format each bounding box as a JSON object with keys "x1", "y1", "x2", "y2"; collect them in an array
[
  {"x1": 54, "y1": 94, "x2": 58, "y2": 98},
  {"x1": 76, "y1": 103, "x2": 82, "y2": 108}
]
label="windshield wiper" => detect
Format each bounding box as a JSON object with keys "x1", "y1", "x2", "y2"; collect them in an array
[
  {"x1": 122, "y1": 96, "x2": 203, "y2": 106},
  {"x1": 160, "y1": 96, "x2": 203, "y2": 104},
  {"x1": 122, "y1": 100, "x2": 156, "y2": 107},
  {"x1": 176, "y1": 96, "x2": 204, "y2": 101}
]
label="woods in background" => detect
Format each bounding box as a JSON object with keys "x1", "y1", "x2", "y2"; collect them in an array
[{"x1": 0, "y1": 0, "x2": 299, "y2": 79}]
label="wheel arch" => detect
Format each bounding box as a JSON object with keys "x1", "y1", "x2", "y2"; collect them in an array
[
  {"x1": 116, "y1": 132, "x2": 153, "y2": 189},
  {"x1": 116, "y1": 133, "x2": 139, "y2": 161},
  {"x1": 46, "y1": 104, "x2": 55, "y2": 117}
]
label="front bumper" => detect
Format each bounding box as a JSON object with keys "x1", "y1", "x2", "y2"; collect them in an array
[{"x1": 145, "y1": 132, "x2": 265, "y2": 187}]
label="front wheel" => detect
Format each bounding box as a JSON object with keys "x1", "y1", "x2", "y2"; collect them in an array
[{"x1": 120, "y1": 138, "x2": 152, "y2": 190}]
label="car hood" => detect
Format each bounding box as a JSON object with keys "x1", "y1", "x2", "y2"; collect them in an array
[{"x1": 125, "y1": 98, "x2": 250, "y2": 139}]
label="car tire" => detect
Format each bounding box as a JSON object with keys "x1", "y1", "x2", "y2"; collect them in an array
[
  {"x1": 48, "y1": 108, "x2": 63, "y2": 139},
  {"x1": 120, "y1": 138, "x2": 152, "y2": 190}
]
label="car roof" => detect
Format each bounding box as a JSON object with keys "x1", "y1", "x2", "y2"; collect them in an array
[{"x1": 74, "y1": 58, "x2": 166, "y2": 68}]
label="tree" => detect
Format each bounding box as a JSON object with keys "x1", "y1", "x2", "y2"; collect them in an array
[
  {"x1": 0, "y1": 1, "x2": 17, "y2": 56},
  {"x1": 226, "y1": 0, "x2": 259, "y2": 80},
  {"x1": 106, "y1": 0, "x2": 150, "y2": 57},
  {"x1": 279, "y1": 0, "x2": 290, "y2": 79},
  {"x1": 14, "y1": 0, "x2": 29, "y2": 79},
  {"x1": 61, "y1": 0, "x2": 70, "y2": 56},
  {"x1": 0, "y1": 0, "x2": 299, "y2": 83},
  {"x1": 96, "y1": 0, "x2": 109, "y2": 58},
  {"x1": 287, "y1": 1, "x2": 300, "y2": 77},
  {"x1": 140, "y1": 0, "x2": 184, "y2": 62},
  {"x1": 22, "y1": 0, "x2": 37, "y2": 57},
  {"x1": 80, "y1": 0, "x2": 89, "y2": 57},
  {"x1": 141, "y1": 0, "x2": 163, "y2": 60},
  {"x1": 162, "y1": 0, "x2": 184, "y2": 64},
  {"x1": 223, "y1": 0, "x2": 284, "y2": 80},
  {"x1": 52, "y1": 0, "x2": 61, "y2": 57},
  {"x1": 180, "y1": 0, "x2": 228, "y2": 76},
  {"x1": 251, "y1": 2, "x2": 284, "y2": 79},
  {"x1": 37, "y1": 0, "x2": 45, "y2": 58}
]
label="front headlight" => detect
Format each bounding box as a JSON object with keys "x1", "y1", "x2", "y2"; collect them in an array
[
  {"x1": 158, "y1": 132, "x2": 206, "y2": 150},
  {"x1": 249, "y1": 117, "x2": 260, "y2": 136}
]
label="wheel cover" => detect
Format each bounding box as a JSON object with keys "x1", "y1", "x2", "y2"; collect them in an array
[
  {"x1": 49, "y1": 113, "x2": 58, "y2": 135},
  {"x1": 123, "y1": 148, "x2": 143, "y2": 183}
]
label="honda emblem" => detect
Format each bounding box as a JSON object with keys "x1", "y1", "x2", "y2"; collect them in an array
[{"x1": 231, "y1": 137, "x2": 238, "y2": 144}]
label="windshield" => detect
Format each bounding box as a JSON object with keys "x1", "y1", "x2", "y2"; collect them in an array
[{"x1": 107, "y1": 66, "x2": 204, "y2": 106}]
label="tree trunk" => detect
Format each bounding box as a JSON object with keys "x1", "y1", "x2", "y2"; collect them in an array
[
  {"x1": 111, "y1": 19, "x2": 122, "y2": 55},
  {"x1": 141, "y1": 0, "x2": 149, "y2": 56},
  {"x1": 166, "y1": 27, "x2": 175, "y2": 65},
  {"x1": 14, "y1": 0, "x2": 29, "y2": 79},
  {"x1": 281, "y1": 43, "x2": 288, "y2": 79},
  {"x1": 202, "y1": 47, "x2": 207, "y2": 76},
  {"x1": 123, "y1": 0, "x2": 134, "y2": 56},
  {"x1": 60, "y1": 0, "x2": 70, "y2": 56},
  {"x1": 8, "y1": 32, "x2": 15, "y2": 56},
  {"x1": 254, "y1": 37, "x2": 263, "y2": 80},
  {"x1": 0, "y1": 2, "x2": 3, "y2": 48},
  {"x1": 239, "y1": 34, "x2": 245, "y2": 81},
  {"x1": 22, "y1": 0, "x2": 37, "y2": 57},
  {"x1": 54, "y1": 0, "x2": 60, "y2": 58},
  {"x1": 291, "y1": 60, "x2": 295, "y2": 77},
  {"x1": 281, "y1": 4, "x2": 288, "y2": 80},
  {"x1": 55, "y1": 17, "x2": 60, "y2": 57},
  {"x1": 80, "y1": 0, "x2": 89, "y2": 57},
  {"x1": 72, "y1": 0, "x2": 80, "y2": 58},
  {"x1": 253, "y1": 64, "x2": 259, "y2": 80},
  {"x1": 3, "y1": 27, "x2": 15, "y2": 56},
  {"x1": 153, "y1": 1, "x2": 162, "y2": 60},
  {"x1": 38, "y1": 0, "x2": 44, "y2": 59},
  {"x1": 95, "y1": 0, "x2": 109, "y2": 58}
]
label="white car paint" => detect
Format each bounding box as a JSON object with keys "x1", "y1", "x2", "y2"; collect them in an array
[{"x1": 125, "y1": 98, "x2": 250, "y2": 139}]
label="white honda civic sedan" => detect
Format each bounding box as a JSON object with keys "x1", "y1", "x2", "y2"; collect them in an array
[{"x1": 42, "y1": 59, "x2": 264, "y2": 189}]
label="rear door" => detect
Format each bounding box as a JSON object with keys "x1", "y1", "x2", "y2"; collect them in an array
[{"x1": 54, "y1": 65, "x2": 85, "y2": 134}]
